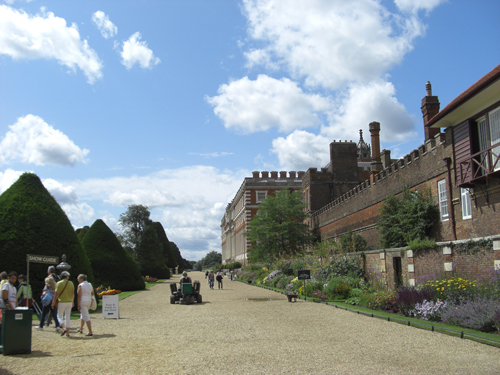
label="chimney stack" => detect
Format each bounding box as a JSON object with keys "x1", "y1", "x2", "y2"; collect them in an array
[
  {"x1": 369, "y1": 121, "x2": 383, "y2": 173},
  {"x1": 421, "y1": 81, "x2": 440, "y2": 141}
]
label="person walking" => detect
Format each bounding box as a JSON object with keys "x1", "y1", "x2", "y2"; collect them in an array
[
  {"x1": 208, "y1": 271, "x2": 215, "y2": 289},
  {"x1": 45, "y1": 266, "x2": 60, "y2": 326},
  {"x1": 1, "y1": 272, "x2": 18, "y2": 309},
  {"x1": 52, "y1": 271, "x2": 74, "y2": 337},
  {"x1": 76, "y1": 274, "x2": 94, "y2": 337},
  {"x1": 16, "y1": 274, "x2": 33, "y2": 308},
  {"x1": 216, "y1": 270, "x2": 223, "y2": 290},
  {"x1": 37, "y1": 277, "x2": 60, "y2": 331}
]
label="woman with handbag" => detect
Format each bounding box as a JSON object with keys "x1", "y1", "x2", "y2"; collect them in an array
[
  {"x1": 52, "y1": 271, "x2": 74, "y2": 337},
  {"x1": 76, "y1": 274, "x2": 94, "y2": 337},
  {"x1": 36, "y1": 277, "x2": 61, "y2": 331}
]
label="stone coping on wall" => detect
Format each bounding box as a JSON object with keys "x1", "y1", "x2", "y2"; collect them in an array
[{"x1": 436, "y1": 234, "x2": 500, "y2": 247}]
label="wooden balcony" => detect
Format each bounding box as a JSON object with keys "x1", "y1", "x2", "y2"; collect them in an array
[{"x1": 457, "y1": 144, "x2": 500, "y2": 187}]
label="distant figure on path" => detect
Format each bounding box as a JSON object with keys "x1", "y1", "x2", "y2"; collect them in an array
[
  {"x1": 208, "y1": 271, "x2": 215, "y2": 289},
  {"x1": 216, "y1": 270, "x2": 223, "y2": 290}
]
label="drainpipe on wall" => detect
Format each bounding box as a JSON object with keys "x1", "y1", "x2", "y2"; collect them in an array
[{"x1": 443, "y1": 157, "x2": 457, "y2": 240}]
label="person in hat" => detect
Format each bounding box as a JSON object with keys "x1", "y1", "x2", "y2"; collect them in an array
[{"x1": 179, "y1": 271, "x2": 192, "y2": 287}]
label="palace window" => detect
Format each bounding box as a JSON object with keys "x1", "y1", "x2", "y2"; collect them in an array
[
  {"x1": 461, "y1": 188, "x2": 472, "y2": 220},
  {"x1": 256, "y1": 191, "x2": 267, "y2": 203},
  {"x1": 476, "y1": 106, "x2": 500, "y2": 173},
  {"x1": 438, "y1": 179, "x2": 449, "y2": 221}
]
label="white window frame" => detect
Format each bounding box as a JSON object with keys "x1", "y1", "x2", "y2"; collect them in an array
[
  {"x1": 256, "y1": 191, "x2": 267, "y2": 203},
  {"x1": 461, "y1": 188, "x2": 472, "y2": 220},
  {"x1": 438, "y1": 179, "x2": 449, "y2": 222}
]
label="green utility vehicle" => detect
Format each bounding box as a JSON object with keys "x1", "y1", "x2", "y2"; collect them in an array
[{"x1": 170, "y1": 281, "x2": 202, "y2": 305}]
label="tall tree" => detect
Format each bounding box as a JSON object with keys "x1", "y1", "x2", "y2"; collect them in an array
[
  {"x1": 119, "y1": 205, "x2": 169, "y2": 278},
  {"x1": 246, "y1": 189, "x2": 314, "y2": 263},
  {"x1": 201, "y1": 251, "x2": 222, "y2": 269}
]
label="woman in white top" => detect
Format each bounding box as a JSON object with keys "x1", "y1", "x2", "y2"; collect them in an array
[{"x1": 76, "y1": 274, "x2": 94, "y2": 336}]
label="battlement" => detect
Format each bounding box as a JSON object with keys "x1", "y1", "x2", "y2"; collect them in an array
[
  {"x1": 312, "y1": 131, "x2": 447, "y2": 219},
  {"x1": 252, "y1": 171, "x2": 305, "y2": 180}
]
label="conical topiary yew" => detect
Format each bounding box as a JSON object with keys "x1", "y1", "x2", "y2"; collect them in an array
[
  {"x1": 0, "y1": 173, "x2": 93, "y2": 299},
  {"x1": 81, "y1": 219, "x2": 145, "y2": 291}
]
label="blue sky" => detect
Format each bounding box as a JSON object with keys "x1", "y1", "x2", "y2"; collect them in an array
[{"x1": 1, "y1": 0, "x2": 499, "y2": 261}]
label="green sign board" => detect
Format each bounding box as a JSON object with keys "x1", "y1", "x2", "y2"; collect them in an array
[{"x1": 26, "y1": 254, "x2": 59, "y2": 265}]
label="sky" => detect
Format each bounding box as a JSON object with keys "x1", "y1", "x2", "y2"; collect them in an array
[{"x1": 1, "y1": 0, "x2": 499, "y2": 261}]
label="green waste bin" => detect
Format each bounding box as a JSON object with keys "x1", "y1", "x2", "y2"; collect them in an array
[{"x1": 1, "y1": 308, "x2": 32, "y2": 355}]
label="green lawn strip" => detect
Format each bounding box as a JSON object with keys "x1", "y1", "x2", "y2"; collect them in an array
[{"x1": 250, "y1": 282, "x2": 500, "y2": 348}]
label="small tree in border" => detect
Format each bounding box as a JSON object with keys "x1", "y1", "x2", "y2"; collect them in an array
[
  {"x1": 378, "y1": 186, "x2": 439, "y2": 248},
  {"x1": 246, "y1": 188, "x2": 315, "y2": 265}
]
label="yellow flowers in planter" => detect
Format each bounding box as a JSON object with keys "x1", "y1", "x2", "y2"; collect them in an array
[{"x1": 96, "y1": 285, "x2": 122, "y2": 298}]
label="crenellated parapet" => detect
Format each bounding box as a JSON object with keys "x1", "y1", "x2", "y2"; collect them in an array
[{"x1": 312, "y1": 131, "x2": 449, "y2": 220}]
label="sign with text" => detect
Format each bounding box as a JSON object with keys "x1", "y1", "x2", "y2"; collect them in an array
[
  {"x1": 26, "y1": 254, "x2": 59, "y2": 265},
  {"x1": 102, "y1": 295, "x2": 119, "y2": 319},
  {"x1": 297, "y1": 270, "x2": 310, "y2": 280}
]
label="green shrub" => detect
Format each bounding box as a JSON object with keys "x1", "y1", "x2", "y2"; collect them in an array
[
  {"x1": 348, "y1": 288, "x2": 363, "y2": 298},
  {"x1": 0, "y1": 173, "x2": 94, "y2": 301},
  {"x1": 324, "y1": 254, "x2": 364, "y2": 279},
  {"x1": 359, "y1": 291, "x2": 396, "y2": 311},
  {"x1": 276, "y1": 275, "x2": 294, "y2": 290},
  {"x1": 276, "y1": 259, "x2": 294, "y2": 276},
  {"x1": 408, "y1": 237, "x2": 436, "y2": 251},
  {"x1": 339, "y1": 230, "x2": 368, "y2": 252},
  {"x1": 81, "y1": 219, "x2": 145, "y2": 291},
  {"x1": 324, "y1": 277, "x2": 351, "y2": 299}
]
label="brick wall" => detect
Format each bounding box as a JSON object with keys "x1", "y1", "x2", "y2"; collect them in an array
[{"x1": 362, "y1": 238, "x2": 500, "y2": 290}]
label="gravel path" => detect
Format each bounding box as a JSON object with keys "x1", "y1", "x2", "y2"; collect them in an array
[{"x1": 1, "y1": 271, "x2": 499, "y2": 375}]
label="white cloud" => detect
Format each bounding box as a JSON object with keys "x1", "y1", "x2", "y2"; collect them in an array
[
  {"x1": 0, "y1": 171, "x2": 94, "y2": 225},
  {"x1": 0, "y1": 115, "x2": 90, "y2": 167},
  {"x1": 0, "y1": 5, "x2": 103, "y2": 84},
  {"x1": 91, "y1": 10, "x2": 117, "y2": 39},
  {"x1": 0, "y1": 169, "x2": 23, "y2": 194},
  {"x1": 69, "y1": 166, "x2": 248, "y2": 260},
  {"x1": 242, "y1": 0, "x2": 423, "y2": 90},
  {"x1": 119, "y1": 32, "x2": 160, "y2": 69},
  {"x1": 322, "y1": 81, "x2": 416, "y2": 143},
  {"x1": 269, "y1": 81, "x2": 417, "y2": 171},
  {"x1": 271, "y1": 131, "x2": 330, "y2": 171},
  {"x1": 395, "y1": 0, "x2": 446, "y2": 14},
  {"x1": 206, "y1": 75, "x2": 331, "y2": 133},
  {"x1": 42, "y1": 178, "x2": 95, "y2": 223}
]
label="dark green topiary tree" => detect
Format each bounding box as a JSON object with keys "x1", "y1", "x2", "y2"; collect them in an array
[
  {"x1": 0, "y1": 173, "x2": 93, "y2": 300},
  {"x1": 153, "y1": 222, "x2": 174, "y2": 277},
  {"x1": 169, "y1": 242, "x2": 190, "y2": 273},
  {"x1": 81, "y1": 219, "x2": 145, "y2": 291}
]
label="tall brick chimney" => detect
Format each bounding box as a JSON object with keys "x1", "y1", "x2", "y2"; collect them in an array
[
  {"x1": 421, "y1": 81, "x2": 440, "y2": 141},
  {"x1": 369, "y1": 121, "x2": 383, "y2": 173}
]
